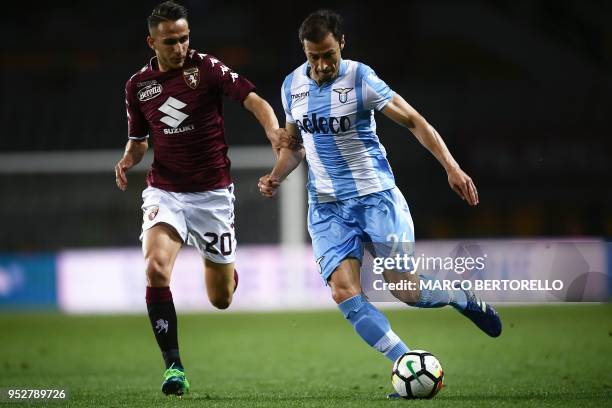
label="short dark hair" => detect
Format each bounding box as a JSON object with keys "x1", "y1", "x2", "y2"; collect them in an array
[
  {"x1": 298, "y1": 9, "x2": 343, "y2": 44},
  {"x1": 148, "y1": 1, "x2": 188, "y2": 30}
]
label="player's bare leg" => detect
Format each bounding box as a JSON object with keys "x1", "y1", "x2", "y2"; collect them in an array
[
  {"x1": 143, "y1": 223, "x2": 182, "y2": 287},
  {"x1": 204, "y1": 259, "x2": 237, "y2": 309},
  {"x1": 330, "y1": 258, "x2": 410, "y2": 363},
  {"x1": 382, "y1": 269, "x2": 421, "y2": 304},
  {"x1": 328, "y1": 258, "x2": 362, "y2": 304},
  {"x1": 142, "y1": 223, "x2": 190, "y2": 396}
]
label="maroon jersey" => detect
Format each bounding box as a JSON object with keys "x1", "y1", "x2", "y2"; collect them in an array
[{"x1": 125, "y1": 49, "x2": 256, "y2": 192}]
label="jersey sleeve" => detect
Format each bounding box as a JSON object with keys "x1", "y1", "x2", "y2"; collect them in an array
[
  {"x1": 125, "y1": 78, "x2": 149, "y2": 140},
  {"x1": 281, "y1": 75, "x2": 295, "y2": 124},
  {"x1": 204, "y1": 55, "x2": 255, "y2": 104},
  {"x1": 360, "y1": 64, "x2": 395, "y2": 111}
]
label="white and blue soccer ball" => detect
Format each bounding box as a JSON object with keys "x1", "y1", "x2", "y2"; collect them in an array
[{"x1": 391, "y1": 350, "x2": 444, "y2": 399}]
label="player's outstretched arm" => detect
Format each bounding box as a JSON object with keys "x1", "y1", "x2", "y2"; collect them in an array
[
  {"x1": 115, "y1": 139, "x2": 148, "y2": 191},
  {"x1": 243, "y1": 92, "x2": 292, "y2": 155},
  {"x1": 382, "y1": 94, "x2": 479, "y2": 206},
  {"x1": 258, "y1": 123, "x2": 305, "y2": 198}
]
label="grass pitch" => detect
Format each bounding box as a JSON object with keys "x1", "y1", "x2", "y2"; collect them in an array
[{"x1": 0, "y1": 305, "x2": 610, "y2": 407}]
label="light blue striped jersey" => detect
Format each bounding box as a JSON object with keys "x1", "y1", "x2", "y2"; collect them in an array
[{"x1": 281, "y1": 59, "x2": 396, "y2": 203}]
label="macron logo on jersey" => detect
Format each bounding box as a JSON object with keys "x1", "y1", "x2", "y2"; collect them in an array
[{"x1": 158, "y1": 96, "x2": 189, "y2": 128}]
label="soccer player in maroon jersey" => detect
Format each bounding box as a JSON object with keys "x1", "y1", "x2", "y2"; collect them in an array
[{"x1": 114, "y1": 1, "x2": 286, "y2": 396}]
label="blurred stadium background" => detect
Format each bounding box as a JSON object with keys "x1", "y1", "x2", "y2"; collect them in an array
[{"x1": 0, "y1": 1, "x2": 610, "y2": 405}]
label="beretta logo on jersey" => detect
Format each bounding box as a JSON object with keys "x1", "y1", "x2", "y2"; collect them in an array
[
  {"x1": 183, "y1": 67, "x2": 200, "y2": 89},
  {"x1": 137, "y1": 84, "x2": 163, "y2": 102}
]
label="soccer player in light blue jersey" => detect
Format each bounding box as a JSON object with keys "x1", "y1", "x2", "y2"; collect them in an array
[{"x1": 259, "y1": 9, "x2": 501, "y2": 388}]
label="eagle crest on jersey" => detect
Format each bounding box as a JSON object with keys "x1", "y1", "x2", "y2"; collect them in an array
[
  {"x1": 333, "y1": 87, "x2": 353, "y2": 103},
  {"x1": 183, "y1": 67, "x2": 200, "y2": 89}
]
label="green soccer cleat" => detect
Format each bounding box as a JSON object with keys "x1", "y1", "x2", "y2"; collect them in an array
[{"x1": 161, "y1": 364, "x2": 190, "y2": 396}]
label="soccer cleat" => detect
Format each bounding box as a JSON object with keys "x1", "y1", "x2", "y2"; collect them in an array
[
  {"x1": 460, "y1": 289, "x2": 502, "y2": 337},
  {"x1": 161, "y1": 364, "x2": 190, "y2": 396},
  {"x1": 387, "y1": 392, "x2": 402, "y2": 399}
]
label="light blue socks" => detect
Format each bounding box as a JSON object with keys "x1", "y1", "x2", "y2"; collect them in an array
[
  {"x1": 415, "y1": 274, "x2": 467, "y2": 310},
  {"x1": 338, "y1": 294, "x2": 409, "y2": 362}
]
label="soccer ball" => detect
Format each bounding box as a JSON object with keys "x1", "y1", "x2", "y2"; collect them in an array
[{"x1": 391, "y1": 350, "x2": 444, "y2": 399}]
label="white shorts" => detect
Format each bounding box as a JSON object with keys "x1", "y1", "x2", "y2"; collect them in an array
[{"x1": 140, "y1": 185, "x2": 236, "y2": 264}]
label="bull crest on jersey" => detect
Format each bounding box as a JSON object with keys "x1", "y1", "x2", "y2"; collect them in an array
[
  {"x1": 147, "y1": 206, "x2": 159, "y2": 221},
  {"x1": 333, "y1": 87, "x2": 353, "y2": 103},
  {"x1": 183, "y1": 67, "x2": 200, "y2": 89}
]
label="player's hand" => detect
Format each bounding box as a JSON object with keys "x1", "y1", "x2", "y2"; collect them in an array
[
  {"x1": 447, "y1": 167, "x2": 478, "y2": 206},
  {"x1": 258, "y1": 174, "x2": 281, "y2": 198},
  {"x1": 266, "y1": 128, "x2": 300, "y2": 152},
  {"x1": 115, "y1": 156, "x2": 134, "y2": 191}
]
